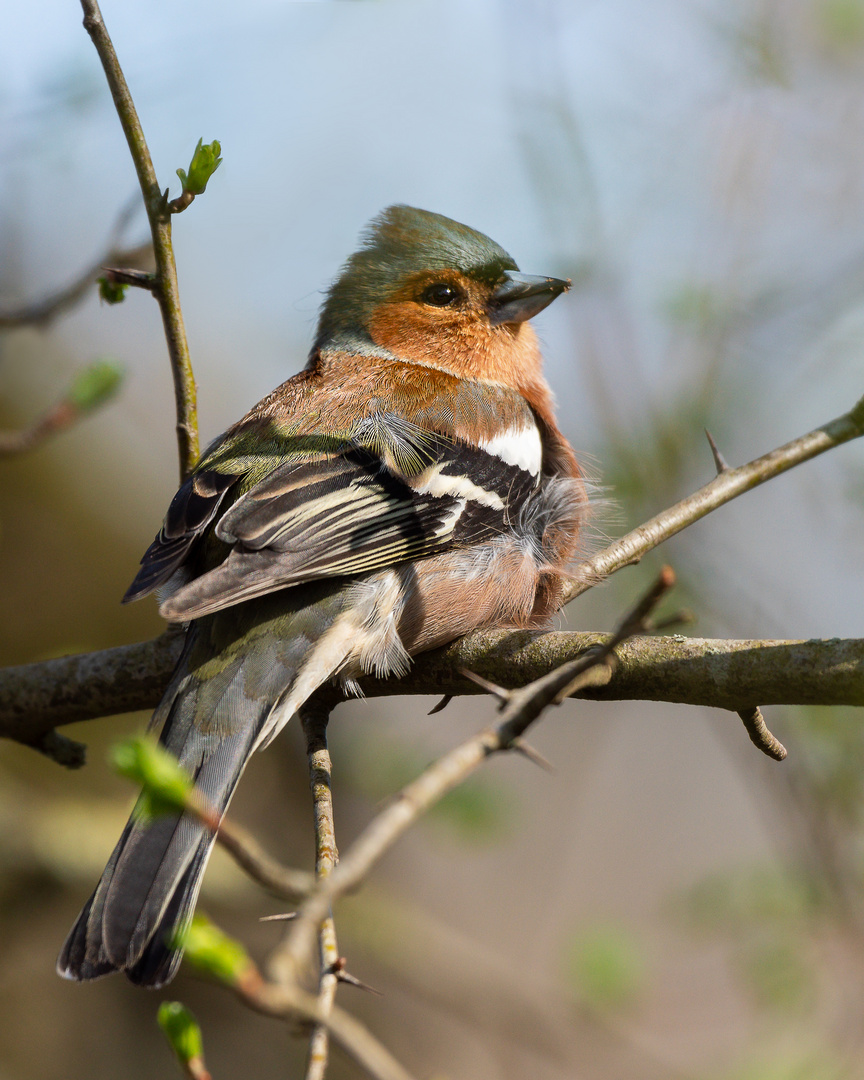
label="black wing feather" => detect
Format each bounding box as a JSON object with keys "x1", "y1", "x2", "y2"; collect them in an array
[
  {"x1": 127, "y1": 424, "x2": 539, "y2": 622},
  {"x1": 123, "y1": 469, "x2": 240, "y2": 602}
]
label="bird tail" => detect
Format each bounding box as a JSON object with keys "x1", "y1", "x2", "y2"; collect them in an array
[{"x1": 58, "y1": 588, "x2": 361, "y2": 988}]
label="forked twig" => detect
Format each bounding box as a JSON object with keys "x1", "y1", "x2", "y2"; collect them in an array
[{"x1": 278, "y1": 569, "x2": 678, "y2": 979}]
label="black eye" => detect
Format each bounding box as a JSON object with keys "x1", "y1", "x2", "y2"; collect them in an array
[{"x1": 420, "y1": 282, "x2": 460, "y2": 307}]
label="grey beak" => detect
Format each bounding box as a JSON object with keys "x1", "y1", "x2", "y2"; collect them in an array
[{"x1": 487, "y1": 272, "x2": 570, "y2": 326}]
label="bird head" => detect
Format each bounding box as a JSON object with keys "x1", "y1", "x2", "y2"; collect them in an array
[{"x1": 313, "y1": 205, "x2": 569, "y2": 390}]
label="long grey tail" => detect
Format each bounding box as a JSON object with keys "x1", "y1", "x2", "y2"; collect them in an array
[
  {"x1": 58, "y1": 583, "x2": 358, "y2": 988},
  {"x1": 57, "y1": 648, "x2": 276, "y2": 988}
]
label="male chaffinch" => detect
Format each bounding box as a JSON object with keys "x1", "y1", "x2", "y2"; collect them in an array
[{"x1": 58, "y1": 205, "x2": 587, "y2": 987}]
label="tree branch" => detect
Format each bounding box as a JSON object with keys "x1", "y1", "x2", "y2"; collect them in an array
[
  {"x1": 0, "y1": 242, "x2": 151, "y2": 329},
  {"x1": 300, "y1": 707, "x2": 341, "y2": 1080},
  {"x1": 79, "y1": 0, "x2": 199, "y2": 479},
  {"x1": 230, "y1": 967, "x2": 417, "y2": 1080},
  {"x1": 278, "y1": 569, "x2": 676, "y2": 978},
  {"x1": 565, "y1": 394, "x2": 864, "y2": 598},
  {"x1": 2, "y1": 630, "x2": 860, "y2": 748}
]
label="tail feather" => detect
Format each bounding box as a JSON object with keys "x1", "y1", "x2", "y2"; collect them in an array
[
  {"x1": 58, "y1": 642, "x2": 276, "y2": 987},
  {"x1": 125, "y1": 842, "x2": 212, "y2": 986},
  {"x1": 58, "y1": 585, "x2": 383, "y2": 987}
]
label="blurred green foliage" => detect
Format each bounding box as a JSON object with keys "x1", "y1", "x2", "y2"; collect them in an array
[
  {"x1": 565, "y1": 922, "x2": 646, "y2": 1012},
  {"x1": 66, "y1": 359, "x2": 123, "y2": 412},
  {"x1": 97, "y1": 276, "x2": 127, "y2": 305},
  {"x1": 684, "y1": 866, "x2": 822, "y2": 932},
  {"x1": 175, "y1": 914, "x2": 251, "y2": 986},
  {"x1": 681, "y1": 865, "x2": 820, "y2": 1012},
  {"x1": 111, "y1": 735, "x2": 194, "y2": 819},
  {"x1": 721, "y1": 1046, "x2": 850, "y2": 1080},
  {"x1": 739, "y1": 936, "x2": 812, "y2": 1012},
  {"x1": 341, "y1": 735, "x2": 514, "y2": 844},
  {"x1": 790, "y1": 706, "x2": 864, "y2": 827},
  {"x1": 820, "y1": 0, "x2": 864, "y2": 47}
]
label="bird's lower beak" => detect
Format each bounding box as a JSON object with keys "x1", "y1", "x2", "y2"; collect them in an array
[{"x1": 487, "y1": 272, "x2": 570, "y2": 326}]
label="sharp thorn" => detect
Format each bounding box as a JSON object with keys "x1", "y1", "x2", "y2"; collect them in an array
[
  {"x1": 458, "y1": 667, "x2": 511, "y2": 702},
  {"x1": 334, "y1": 969, "x2": 383, "y2": 995},
  {"x1": 705, "y1": 428, "x2": 731, "y2": 474},
  {"x1": 511, "y1": 738, "x2": 556, "y2": 774}
]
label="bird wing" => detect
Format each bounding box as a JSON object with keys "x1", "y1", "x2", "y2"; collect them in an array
[{"x1": 125, "y1": 413, "x2": 538, "y2": 622}]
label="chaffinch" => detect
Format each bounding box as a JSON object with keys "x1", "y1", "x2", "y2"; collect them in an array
[{"x1": 58, "y1": 205, "x2": 587, "y2": 987}]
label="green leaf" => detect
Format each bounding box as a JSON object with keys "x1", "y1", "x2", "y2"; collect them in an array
[
  {"x1": 66, "y1": 360, "x2": 123, "y2": 412},
  {"x1": 97, "y1": 275, "x2": 127, "y2": 305},
  {"x1": 177, "y1": 138, "x2": 222, "y2": 195},
  {"x1": 110, "y1": 736, "x2": 193, "y2": 818},
  {"x1": 157, "y1": 1001, "x2": 205, "y2": 1069},
  {"x1": 173, "y1": 914, "x2": 251, "y2": 985}
]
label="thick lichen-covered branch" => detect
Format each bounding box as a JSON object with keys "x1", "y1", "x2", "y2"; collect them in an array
[{"x1": 1, "y1": 630, "x2": 860, "y2": 749}]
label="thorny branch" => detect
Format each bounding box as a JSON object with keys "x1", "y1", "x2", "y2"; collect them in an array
[
  {"x1": 564, "y1": 392, "x2": 864, "y2": 599},
  {"x1": 278, "y1": 570, "x2": 679, "y2": 979},
  {"x1": 299, "y1": 707, "x2": 341, "y2": 1080},
  {"x1": 4, "y1": 386, "x2": 862, "y2": 758},
  {"x1": 2, "y1": 631, "x2": 861, "y2": 759},
  {"x1": 230, "y1": 968, "x2": 418, "y2": 1080},
  {"x1": 79, "y1": 0, "x2": 199, "y2": 479}
]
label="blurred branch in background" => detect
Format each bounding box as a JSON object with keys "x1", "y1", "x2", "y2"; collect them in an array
[
  {"x1": 0, "y1": 358, "x2": 123, "y2": 458},
  {"x1": 0, "y1": 241, "x2": 151, "y2": 329}
]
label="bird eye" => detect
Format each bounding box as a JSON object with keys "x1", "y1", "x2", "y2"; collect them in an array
[{"x1": 420, "y1": 282, "x2": 460, "y2": 307}]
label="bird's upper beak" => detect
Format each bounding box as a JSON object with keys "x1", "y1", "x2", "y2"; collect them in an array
[{"x1": 487, "y1": 272, "x2": 570, "y2": 326}]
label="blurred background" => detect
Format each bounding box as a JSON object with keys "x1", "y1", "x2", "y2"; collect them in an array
[{"x1": 2, "y1": 1, "x2": 864, "y2": 1077}]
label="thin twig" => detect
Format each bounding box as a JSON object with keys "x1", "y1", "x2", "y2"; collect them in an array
[
  {"x1": 0, "y1": 243, "x2": 151, "y2": 329},
  {"x1": 565, "y1": 395, "x2": 864, "y2": 599},
  {"x1": 182, "y1": 787, "x2": 314, "y2": 900},
  {"x1": 300, "y1": 707, "x2": 341, "y2": 1080},
  {"x1": 737, "y1": 705, "x2": 787, "y2": 761},
  {"x1": 279, "y1": 570, "x2": 676, "y2": 979},
  {"x1": 0, "y1": 401, "x2": 81, "y2": 457},
  {"x1": 233, "y1": 966, "x2": 417, "y2": 1080},
  {"x1": 215, "y1": 815, "x2": 314, "y2": 901},
  {"x1": 79, "y1": 0, "x2": 199, "y2": 479}
]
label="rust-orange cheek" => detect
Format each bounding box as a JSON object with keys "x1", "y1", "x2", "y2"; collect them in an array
[{"x1": 366, "y1": 301, "x2": 545, "y2": 389}]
